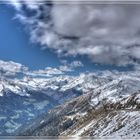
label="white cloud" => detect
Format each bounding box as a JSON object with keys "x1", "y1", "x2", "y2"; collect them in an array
[
  {"x1": 0, "y1": 59, "x2": 83, "y2": 78},
  {"x1": 0, "y1": 60, "x2": 28, "y2": 77},
  {"x1": 7, "y1": 0, "x2": 22, "y2": 10},
  {"x1": 7, "y1": 0, "x2": 43, "y2": 10},
  {"x1": 26, "y1": 60, "x2": 84, "y2": 77},
  {"x1": 31, "y1": 67, "x2": 64, "y2": 77},
  {"x1": 6, "y1": 1, "x2": 140, "y2": 67},
  {"x1": 59, "y1": 65, "x2": 72, "y2": 72},
  {"x1": 59, "y1": 60, "x2": 83, "y2": 72},
  {"x1": 70, "y1": 61, "x2": 84, "y2": 68},
  {"x1": 26, "y1": 68, "x2": 63, "y2": 77},
  {"x1": 130, "y1": 47, "x2": 140, "y2": 59}
]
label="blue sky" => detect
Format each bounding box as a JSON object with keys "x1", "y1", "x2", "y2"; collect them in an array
[
  {"x1": 0, "y1": 4, "x2": 61, "y2": 70},
  {"x1": 0, "y1": 3, "x2": 134, "y2": 73}
]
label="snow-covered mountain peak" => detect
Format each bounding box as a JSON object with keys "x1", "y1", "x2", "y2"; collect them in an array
[
  {"x1": 1, "y1": 69, "x2": 140, "y2": 98},
  {"x1": 0, "y1": 62, "x2": 140, "y2": 136},
  {"x1": 90, "y1": 71, "x2": 140, "y2": 108}
]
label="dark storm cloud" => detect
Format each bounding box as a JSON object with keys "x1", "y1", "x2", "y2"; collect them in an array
[{"x1": 8, "y1": 0, "x2": 140, "y2": 66}]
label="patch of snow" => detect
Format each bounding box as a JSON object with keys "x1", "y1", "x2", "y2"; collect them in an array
[{"x1": 0, "y1": 84, "x2": 3, "y2": 96}]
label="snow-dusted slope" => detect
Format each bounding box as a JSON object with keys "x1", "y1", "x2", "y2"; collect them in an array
[
  {"x1": 18, "y1": 71, "x2": 140, "y2": 138},
  {"x1": 0, "y1": 62, "x2": 140, "y2": 137},
  {"x1": 0, "y1": 70, "x2": 111, "y2": 135},
  {"x1": 0, "y1": 72, "x2": 111, "y2": 101},
  {"x1": 91, "y1": 73, "x2": 140, "y2": 107},
  {"x1": 20, "y1": 91, "x2": 140, "y2": 138}
]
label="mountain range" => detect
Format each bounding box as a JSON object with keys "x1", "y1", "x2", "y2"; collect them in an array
[{"x1": 0, "y1": 67, "x2": 140, "y2": 138}]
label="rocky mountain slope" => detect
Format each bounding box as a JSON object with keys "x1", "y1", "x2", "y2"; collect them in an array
[
  {"x1": 0, "y1": 75, "x2": 85, "y2": 135},
  {"x1": 19, "y1": 91, "x2": 140, "y2": 138},
  {"x1": 0, "y1": 59, "x2": 140, "y2": 137},
  {"x1": 0, "y1": 70, "x2": 112, "y2": 135},
  {"x1": 17, "y1": 71, "x2": 140, "y2": 138}
]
